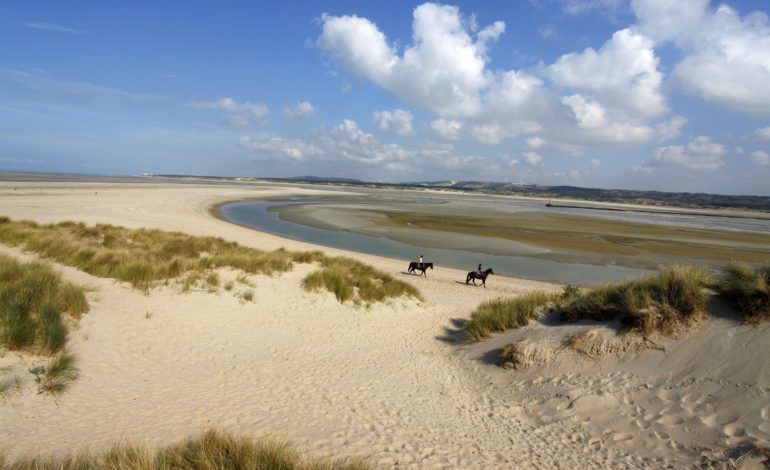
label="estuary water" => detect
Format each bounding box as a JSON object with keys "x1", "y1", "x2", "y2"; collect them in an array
[
  {"x1": 220, "y1": 199, "x2": 655, "y2": 285},
  {"x1": 219, "y1": 189, "x2": 770, "y2": 286}
]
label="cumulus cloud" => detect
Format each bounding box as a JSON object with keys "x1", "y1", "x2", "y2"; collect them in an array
[
  {"x1": 189, "y1": 97, "x2": 269, "y2": 127},
  {"x1": 283, "y1": 101, "x2": 316, "y2": 120},
  {"x1": 636, "y1": 136, "x2": 727, "y2": 173},
  {"x1": 655, "y1": 115, "x2": 687, "y2": 142},
  {"x1": 240, "y1": 119, "x2": 411, "y2": 169},
  {"x1": 238, "y1": 135, "x2": 322, "y2": 161},
  {"x1": 318, "y1": 3, "x2": 673, "y2": 148},
  {"x1": 523, "y1": 151, "x2": 543, "y2": 166},
  {"x1": 318, "y1": 4, "x2": 488, "y2": 117},
  {"x1": 526, "y1": 136, "x2": 546, "y2": 148},
  {"x1": 633, "y1": 0, "x2": 770, "y2": 114},
  {"x1": 548, "y1": 28, "x2": 667, "y2": 118},
  {"x1": 750, "y1": 126, "x2": 770, "y2": 141},
  {"x1": 753, "y1": 150, "x2": 770, "y2": 166},
  {"x1": 430, "y1": 118, "x2": 463, "y2": 140},
  {"x1": 373, "y1": 109, "x2": 413, "y2": 136}
]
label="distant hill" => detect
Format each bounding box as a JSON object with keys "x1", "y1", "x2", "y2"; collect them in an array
[
  {"x1": 402, "y1": 181, "x2": 770, "y2": 212},
  {"x1": 288, "y1": 176, "x2": 363, "y2": 184},
  {"x1": 140, "y1": 173, "x2": 770, "y2": 212}
]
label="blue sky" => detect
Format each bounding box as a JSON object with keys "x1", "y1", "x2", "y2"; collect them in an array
[{"x1": 2, "y1": 0, "x2": 770, "y2": 195}]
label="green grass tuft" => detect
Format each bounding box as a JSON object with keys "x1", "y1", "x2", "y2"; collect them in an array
[
  {"x1": 29, "y1": 351, "x2": 79, "y2": 395},
  {"x1": 560, "y1": 265, "x2": 712, "y2": 337},
  {"x1": 303, "y1": 257, "x2": 421, "y2": 304},
  {"x1": 0, "y1": 254, "x2": 87, "y2": 354},
  {"x1": 39, "y1": 303, "x2": 67, "y2": 353},
  {"x1": 716, "y1": 263, "x2": 770, "y2": 323},
  {"x1": 464, "y1": 291, "x2": 558, "y2": 340}
]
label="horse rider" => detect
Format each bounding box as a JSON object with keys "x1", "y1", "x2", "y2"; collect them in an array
[
  {"x1": 419, "y1": 255, "x2": 424, "y2": 270},
  {"x1": 477, "y1": 263, "x2": 483, "y2": 276}
]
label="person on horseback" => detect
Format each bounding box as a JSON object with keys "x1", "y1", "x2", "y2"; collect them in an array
[
  {"x1": 477, "y1": 263, "x2": 482, "y2": 276},
  {"x1": 419, "y1": 255, "x2": 424, "y2": 271}
]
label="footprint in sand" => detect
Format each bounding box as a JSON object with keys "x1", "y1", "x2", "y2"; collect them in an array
[
  {"x1": 723, "y1": 423, "x2": 746, "y2": 438},
  {"x1": 612, "y1": 433, "x2": 633, "y2": 442},
  {"x1": 656, "y1": 414, "x2": 684, "y2": 426}
]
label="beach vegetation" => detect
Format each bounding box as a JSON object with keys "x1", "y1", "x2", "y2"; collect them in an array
[
  {"x1": 28, "y1": 351, "x2": 78, "y2": 395},
  {"x1": 303, "y1": 256, "x2": 421, "y2": 303},
  {"x1": 560, "y1": 265, "x2": 712, "y2": 337},
  {"x1": 0, "y1": 254, "x2": 88, "y2": 353},
  {"x1": 715, "y1": 263, "x2": 770, "y2": 323},
  {"x1": 0, "y1": 218, "x2": 420, "y2": 304},
  {"x1": 0, "y1": 428, "x2": 370, "y2": 469},
  {"x1": 464, "y1": 291, "x2": 558, "y2": 340}
]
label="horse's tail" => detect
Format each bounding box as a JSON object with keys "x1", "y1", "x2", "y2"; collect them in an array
[{"x1": 466, "y1": 273, "x2": 471, "y2": 284}]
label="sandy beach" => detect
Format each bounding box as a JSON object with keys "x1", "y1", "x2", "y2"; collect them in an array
[{"x1": 1, "y1": 179, "x2": 769, "y2": 468}]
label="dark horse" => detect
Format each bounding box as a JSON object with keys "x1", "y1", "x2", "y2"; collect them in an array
[
  {"x1": 466, "y1": 268, "x2": 494, "y2": 287},
  {"x1": 408, "y1": 261, "x2": 433, "y2": 277}
]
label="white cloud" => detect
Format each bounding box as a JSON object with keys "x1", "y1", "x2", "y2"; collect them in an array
[
  {"x1": 751, "y1": 126, "x2": 770, "y2": 141},
  {"x1": 430, "y1": 118, "x2": 463, "y2": 140},
  {"x1": 189, "y1": 97, "x2": 269, "y2": 126},
  {"x1": 319, "y1": 4, "x2": 489, "y2": 117},
  {"x1": 318, "y1": 3, "x2": 674, "y2": 148},
  {"x1": 655, "y1": 115, "x2": 687, "y2": 142},
  {"x1": 752, "y1": 150, "x2": 770, "y2": 166},
  {"x1": 523, "y1": 151, "x2": 543, "y2": 166},
  {"x1": 283, "y1": 101, "x2": 316, "y2": 120},
  {"x1": 633, "y1": 0, "x2": 770, "y2": 114},
  {"x1": 240, "y1": 119, "x2": 412, "y2": 168},
  {"x1": 735, "y1": 146, "x2": 745, "y2": 155},
  {"x1": 238, "y1": 135, "x2": 322, "y2": 161},
  {"x1": 548, "y1": 28, "x2": 666, "y2": 118},
  {"x1": 526, "y1": 136, "x2": 546, "y2": 148},
  {"x1": 373, "y1": 109, "x2": 413, "y2": 136},
  {"x1": 23, "y1": 21, "x2": 88, "y2": 34},
  {"x1": 636, "y1": 136, "x2": 727, "y2": 173},
  {"x1": 538, "y1": 24, "x2": 557, "y2": 39},
  {"x1": 590, "y1": 158, "x2": 601, "y2": 169}
]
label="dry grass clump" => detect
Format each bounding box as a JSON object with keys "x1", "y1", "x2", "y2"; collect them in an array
[
  {"x1": 716, "y1": 263, "x2": 770, "y2": 323},
  {"x1": 0, "y1": 218, "x2": 418, "y2": 304},
  {"x1": 28, "y1": 351, "x2": 78, "y2": 395},
  {"x1": 499, "y1": 338, "x2": 559, "y2": 370},
  {"x1": 560, "y1": 265, "x2": 712, "y2": 337},
  {"x1": 0, "y1": 254, "x2": 88, "y2": 353},
  {"x1": 464, "y1": 291, "x2": 558, "y2": 340},
  {"x1": 562, "y1": 329, "x2": 651, "y2": 360},
  {"x1": 303, "y1": 256, "x2": 421, "y2": 304},
  {"x1": 1, "y1": 428, "x2": 370, "y2": 469}
]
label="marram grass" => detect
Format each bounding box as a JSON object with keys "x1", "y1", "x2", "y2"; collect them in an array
[
  {"x1": 716, "y1": 263, "x2": 770, "y2": 323},
  {"x1": 464, "y1": 291, "x2": 559, "y2": 340},
  {"x1": 0, "y1": 217, "x2": 420, "y2": 304},
  {"x1": 560, "y1": 265, "x2": 713, "y2": 337},
  {"x1": 0, "y1": 254, "x2": 88, "y2": 353},
  {"x1": 0, "y1": 428, "x2": 370, "y2": 470},
  {"x1": 302, "y1": 256, "x2": 421, "y2": 304},
  {"x1": 465, "y1": 265, "x2": 713, "y2": 341}
]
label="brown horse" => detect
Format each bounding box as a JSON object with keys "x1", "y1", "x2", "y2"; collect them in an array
[
  {"x1": 466, "y1": 268, "x2": 494, "y2": 287},
  {"x1": 408, "y1": 261, "x2": 433, "y2": 277}
]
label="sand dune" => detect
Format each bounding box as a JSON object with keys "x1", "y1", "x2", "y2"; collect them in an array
[{"x1": 0, "y1": 181, "x2": 768, "y2": 468}]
